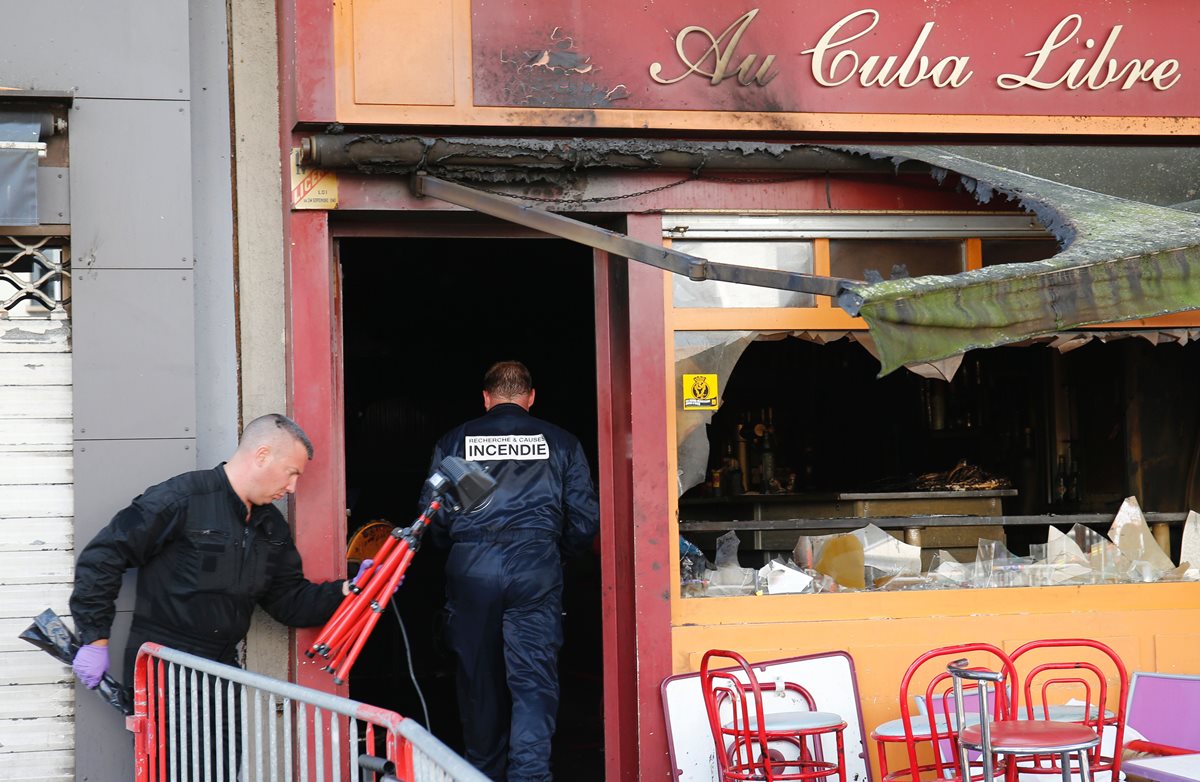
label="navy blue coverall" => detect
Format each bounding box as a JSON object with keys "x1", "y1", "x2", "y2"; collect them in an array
[{"x1": 427, "y1": 403, "x2": 599, "y2": 782}]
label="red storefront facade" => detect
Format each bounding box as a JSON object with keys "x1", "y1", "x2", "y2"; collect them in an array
[{"x1": 275, "y1": 3, "x2": 1200, "y2": 780}]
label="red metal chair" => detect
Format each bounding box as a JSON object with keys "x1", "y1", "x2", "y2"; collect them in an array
[
  {"x1": 948, "y1": 659, "x2": 1100, "y2": 782},
  {"x1": 1010, "y1": 638, "x2": 1129, "y2": 781},
  {"x1": 872, "y1": 642, "x2": 1016, "y2": 782},
  {"x1": 700, "y1": 649, "x2": 848, "y2": 782}
]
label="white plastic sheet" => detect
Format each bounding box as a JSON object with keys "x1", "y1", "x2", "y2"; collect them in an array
[{"x1": 758, "y1": 558, "x2": 815, "y2": 594}]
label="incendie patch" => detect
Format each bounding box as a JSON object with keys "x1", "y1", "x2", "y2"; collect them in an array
[{"x1": 464, "y1": 434, "x2": 550, "y2": 461}]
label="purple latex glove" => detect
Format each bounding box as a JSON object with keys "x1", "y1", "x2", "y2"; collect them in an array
[
  {"x1": 348, "y1": 559, "x2": 401, "y2": 594},
  {"x1": 351, "y1": 559, "x2": 374, "y2": 587},
  {"x1": 73, "y1": 643, "x2": 109, "y2": 689}
]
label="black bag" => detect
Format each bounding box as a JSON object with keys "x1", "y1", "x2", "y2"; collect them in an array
[{"x1": 19, "y1": 608, "x2": 133, "y2": 715}]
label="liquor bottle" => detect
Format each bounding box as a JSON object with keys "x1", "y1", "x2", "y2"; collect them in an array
[
  {"x1": 736, "y1": 412, "x2": 750, "y2": 493},
  {"x1": 759, "y1": 410, "x2": 776, "y2": 493},
  {"x1": 1017, "y1": 426, "x2": 1037, "y2": 514},
  {"x1": 725, "y1": 453, "x2": 743, "y2": 497},
  {"x1": 715, "y1": 441, "x2": 732, "y2": 497}
]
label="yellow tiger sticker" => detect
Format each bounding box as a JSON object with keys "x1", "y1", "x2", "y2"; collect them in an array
[{"x1": 682, "y1": 374, "x2": 718, "y2": 410}]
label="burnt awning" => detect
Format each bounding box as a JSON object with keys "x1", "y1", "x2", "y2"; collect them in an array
[
  {"x1": 396, "y1": 140, "x2": 1200, "y2": 376},
  {"x1": 838, "y1": 145, "x2": 1200, "y2": 375}
]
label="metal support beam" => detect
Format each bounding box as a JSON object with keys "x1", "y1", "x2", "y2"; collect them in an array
[{"x1": 411, "y1": 173, "x2": 865, "y2": 312}]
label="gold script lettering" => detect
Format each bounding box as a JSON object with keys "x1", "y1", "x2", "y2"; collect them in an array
[
  {"x1": 801, "y1": 10, "x2": 973, "y2": 89},
  {"x1": 649, "y1": 9, "x2": 778, "y2": 87},
  {"x1": 997, "y1": 14, "x2": 1182, "y2": 91}
]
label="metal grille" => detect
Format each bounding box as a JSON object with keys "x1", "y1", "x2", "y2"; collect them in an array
[
  {"x1": 0, "y1": 235, "x2": 69, "y2": 317},
  {"x1": 130, "y1": 644, "x2": 488, "y2": 782}
]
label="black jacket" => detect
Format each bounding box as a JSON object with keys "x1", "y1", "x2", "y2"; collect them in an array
[
  {"x1": 70, "y1": 465, "x2": 344, "y2": 653},
  {"x1": 426, "y1": 403, "x2": 599, "y2": 556}
]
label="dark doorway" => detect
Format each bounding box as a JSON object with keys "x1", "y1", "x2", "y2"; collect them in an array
[{"x1": 338, "y1": 236, "x2": 603, "y2": 781}]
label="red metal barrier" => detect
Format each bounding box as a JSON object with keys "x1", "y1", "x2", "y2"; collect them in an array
[{"x1": 126, "y1": 642, "x2": 482, "y2": 782}]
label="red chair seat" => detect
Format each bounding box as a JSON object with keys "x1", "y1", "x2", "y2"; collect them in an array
[{"x1": 961, "y1": 720, "x2": 1099, "y2": 752}]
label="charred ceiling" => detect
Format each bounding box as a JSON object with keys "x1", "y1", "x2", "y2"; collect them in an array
[
  {"x1": 300, "y1": 133, "x2": 1200, "y2": 374},
  {"x1": 299, "y1": 134, "x2": 910, "y2": 185}
]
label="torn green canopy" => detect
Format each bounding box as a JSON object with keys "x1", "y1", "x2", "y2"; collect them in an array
[{"x1": 836, "y1": 145, "x2": 1200, "y2": 376}]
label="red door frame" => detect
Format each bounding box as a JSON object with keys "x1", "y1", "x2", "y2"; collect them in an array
[
  {"x1": 595, "y1": 248, "x2": 639, "y2": 780},
  {"x1": 285, "y1": 210, "x2": 349, "y2": 693},
  {"x1": 595, "y1": 217, "x2": 676, "y2": 782},
  {"x1": 283, "y1": 212, "x2": 674, "y2": 778}
]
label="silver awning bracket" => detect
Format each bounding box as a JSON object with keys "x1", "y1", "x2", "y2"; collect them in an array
[
  {"x1": 0, "y1": 140, "x2": 46, "y2": 158},
  {"x1": 411, "y1": 173, "x2": 863, "y2": 311}
]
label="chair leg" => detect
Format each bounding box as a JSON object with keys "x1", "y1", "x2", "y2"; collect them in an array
[
  {"x1": 1077, "y1": 749, "x2": 1092, "y2": 782},
  {"x1": 836, "y1": 730, "x2": 847, "y2": 782},
  {"x1": 799, "y1": 735, "x2": 814, "y2": 763},
  {"x1": 875, "y1": 740, "x2": 891, "y2": 782},
  {"x1": 961, "y1": 744, "x2": 976, "y2": 782}
]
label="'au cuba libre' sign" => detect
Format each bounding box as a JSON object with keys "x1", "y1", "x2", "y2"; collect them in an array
[
  {"x1": 469, "y1": 0, "x2": 1197, "y2": 118},
  {"x1": 650, "y1": 9, "x2": 1179, "y2": 92}
]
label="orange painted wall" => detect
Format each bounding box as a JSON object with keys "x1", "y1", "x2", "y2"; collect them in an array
[{"x1": 669, "y1": 584, "x2": 1200, "y2": 776}]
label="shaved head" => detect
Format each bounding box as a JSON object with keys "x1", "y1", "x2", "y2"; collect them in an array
[
  {"x1": 224, "y1": 414, "x2": 314, "y2": 507},
  {"x1": 238, "y1": 414, "x2": 313, "y2": 460}
]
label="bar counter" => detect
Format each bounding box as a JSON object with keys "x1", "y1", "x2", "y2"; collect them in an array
[{"x1": 679, "y1": 490, "x2": 1187, "y2": 555}]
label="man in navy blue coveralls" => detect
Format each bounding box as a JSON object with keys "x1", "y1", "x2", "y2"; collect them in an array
[{"x1": 427, "y1": 361, "x2": 599, "y2": 782}]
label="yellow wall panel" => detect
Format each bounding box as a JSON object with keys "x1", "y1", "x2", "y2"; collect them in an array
[
  {"x1": 351, "y1": 0, "x2": 456, "y2": 106},
  {"x1": 1153, "y1": 634, "x2": 1200, "y2": 672}
]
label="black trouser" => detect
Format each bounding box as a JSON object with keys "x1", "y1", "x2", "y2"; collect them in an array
[
  {"x1": 446, "y1": 536, "x2": 564, "y2": 782},
  {"x1": 126, "y1": 627, "x2": 243, "y2": 781}
]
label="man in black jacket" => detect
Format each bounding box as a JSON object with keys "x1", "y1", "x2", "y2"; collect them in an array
[
  {"x1": 426, "y1": 361, "x2": 600, "y2": 782},
  {"x1": 70, "y1": 413, "x2": 351, "y2": 690}
]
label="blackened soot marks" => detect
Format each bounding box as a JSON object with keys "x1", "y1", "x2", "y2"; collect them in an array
[{"x1": 484, "y1": 27, "x2": 632, "y2": 109}]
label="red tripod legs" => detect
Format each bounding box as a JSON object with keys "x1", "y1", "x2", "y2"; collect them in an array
[{"x1": 308, "y1": 501, "x2": 441, "y2": 684}]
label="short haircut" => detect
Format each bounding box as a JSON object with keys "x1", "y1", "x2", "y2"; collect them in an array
[
  {"x1": 484, "y1": 361, "x2": 533, "y2": 399},
  {"x1": 241, "y1": 413, "x2": 314, "y2": 460}
]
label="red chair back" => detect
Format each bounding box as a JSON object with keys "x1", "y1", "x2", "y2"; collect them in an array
[
  {"x1": 701, "y1": 649, "x2": 775, "y2": 780},
  {"x1": 1010, "y1": 638, "x2": 1129, "y2": 778},
  {"x1": 889, "y1": 643, "x2": 1017, "y2": 782},
  {"x1": 700, "y1": 649, "x2": 838, "y2": 782}
]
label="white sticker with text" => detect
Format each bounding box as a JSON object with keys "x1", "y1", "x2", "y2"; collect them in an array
[{"x1": 464, "y1": 434, "x2": 550, "y2": 461}]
